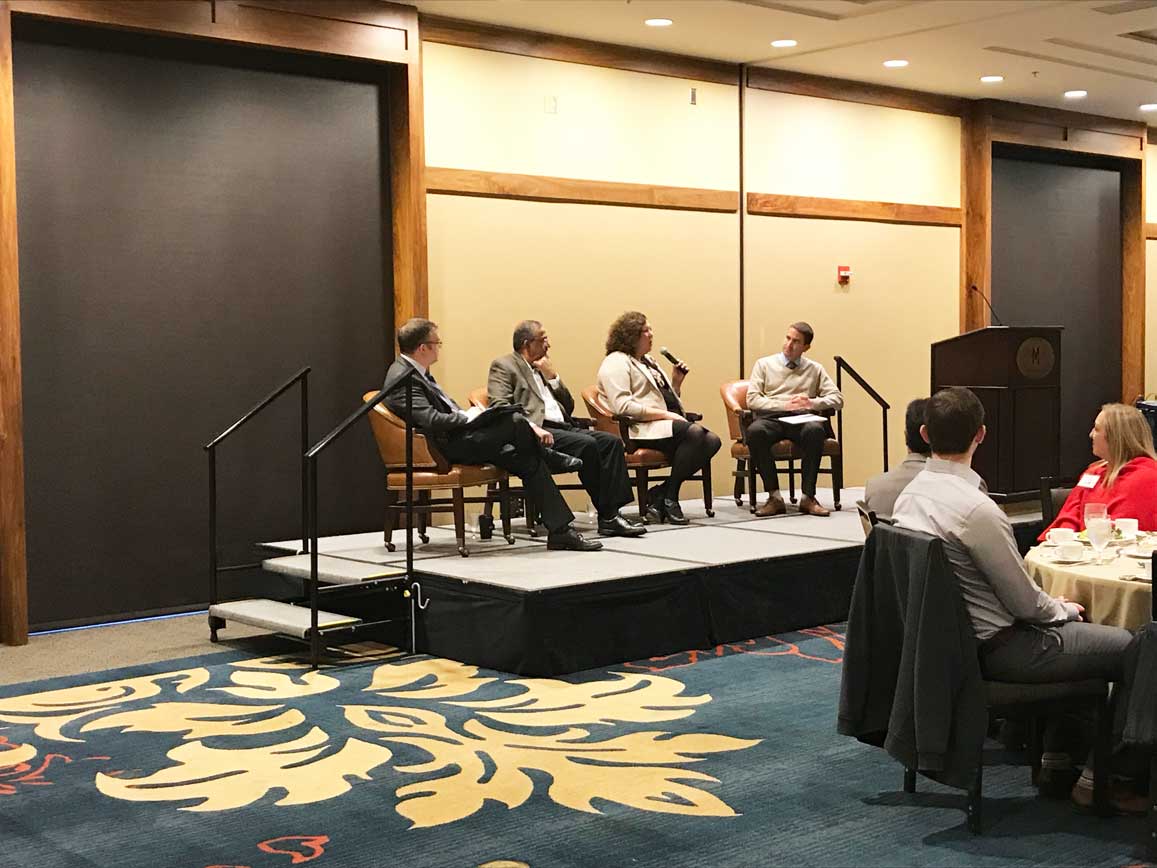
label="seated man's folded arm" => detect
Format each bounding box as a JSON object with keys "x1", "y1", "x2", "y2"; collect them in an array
[
  {"x1": 746, "y1": 359, "x2": 789, "y2": 413},
  {"x1": 486, "y1": 360, "x2": 516, "y2": 408},
  {"x1": 961, "y1": 503, "x2": 1071, "y2": 623},
  {"x1": 812, "y1": 366, "x2": 844, "y2": 412},
  {"x1": 386, "y1": 379, "x2": 464, "y2": 434}
]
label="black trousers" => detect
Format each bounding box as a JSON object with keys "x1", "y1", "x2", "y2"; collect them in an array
[
  {"x1": 745, "y1": 417, "x2": 828, "y2": 498},
  {"x1": 439, "y1": 413, "x2": 574, "y2": 532},
  {"x1": 545, "y1": 422, "x2": 633, "y2": 519},
  {"x1": 644, "y1": 418, "x2": 722, "y2": 499}
]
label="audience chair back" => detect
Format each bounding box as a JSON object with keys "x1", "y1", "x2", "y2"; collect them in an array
[
  {"x1": 363, "y1": 391, "x2": 439, "y2": 470},
  {"x1": 719, "y1": 379, "x2": 750, "y2": 442},
  {"x1": 1039, "y1": 476, "x2": 1074, "y2": 527},
  {"x1": 468, "y1": 388, "x2": 489, "y2": 410}
]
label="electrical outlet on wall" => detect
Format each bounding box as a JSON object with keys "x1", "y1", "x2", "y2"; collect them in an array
[
  {"x1": 544, "y1": 95, "x2": 558, "y2": 114},
  {"x1": 690, "y1": 87, "x2": 697, "y2": 105}
]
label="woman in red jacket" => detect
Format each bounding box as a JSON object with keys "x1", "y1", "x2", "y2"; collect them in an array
[{"x1": 1040, "y1": 403, "x2": 1157, "y2": 539}]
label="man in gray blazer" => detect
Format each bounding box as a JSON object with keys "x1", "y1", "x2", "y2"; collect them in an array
[
  {"x1": 488, "y1": 320, "x2": 644, "y2": 537},
  {"x1": 863, "y1": 398, "x2": 931, "y2": 522}
]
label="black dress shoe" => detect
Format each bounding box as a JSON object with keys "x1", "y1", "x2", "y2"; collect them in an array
[
  {"x1": 598, "y1": 514, "x2": 647, "y2": 537},
  {"x1": 543, "y1": 448, "x2": 583, "y2": 474},
  {"x1": 643, "y1": 484, "x2": 667, "y2": 523},
  {"x1": 662, "y1": 497, "x2": 689, "y2": 525},
  {"x1": 546, "y1": 526, "x2": 603, "y2": 551}
]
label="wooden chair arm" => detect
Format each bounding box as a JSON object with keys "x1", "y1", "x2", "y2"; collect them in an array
[
  {"x1": 571, "y1": 417, "x2": 595, "y2": 430},
  {"x1": 685, "y1": 411, "x2": 703, "y2": 423}
]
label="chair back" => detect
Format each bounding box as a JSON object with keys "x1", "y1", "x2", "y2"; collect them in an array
[
  {"x1": 468, "y1": 388, "x2": 489, "y2": 409},
  {"x1": 719, "y1": 380, "x2": 750, "y2": 442},
  {"x1": 856, "y1": 500, "x2": 877, "y2": 536},
  {"x1": 1039, "y1": 476, "x2": 1074, "y2": 526},
  {"x1": 362, "y1": 390, "x2": 438, "y2": 470},
  {"x1": 581, "y1": 385, "x2": 623, "y2": 439}
]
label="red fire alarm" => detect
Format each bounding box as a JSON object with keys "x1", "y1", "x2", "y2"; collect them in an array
[{"x1": 837, "y1": 265, "x2": 852, "y2": 285}]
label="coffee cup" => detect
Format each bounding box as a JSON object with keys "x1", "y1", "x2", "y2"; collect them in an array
[
  {"x1": 1115, "y1": 518, "x2": 1139, "y2": 540},
  {"x1": 1046, "y1": 528, "x2": 1076, "y2": 545},
  {"x1": 1057, "y1": 541, "x2": 1085, "y2": 561}
]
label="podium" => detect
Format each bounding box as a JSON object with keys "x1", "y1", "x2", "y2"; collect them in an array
[{"x1": 930, "y1": 326, "x2": 1062, "y2": 501}]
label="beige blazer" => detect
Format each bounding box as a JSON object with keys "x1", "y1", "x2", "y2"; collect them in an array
[{"x1": 597, "y1": 351, "x2": 675, "y2": 440}]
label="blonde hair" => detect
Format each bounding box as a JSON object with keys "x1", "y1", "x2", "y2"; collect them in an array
[{"x1": 1096, "y1": 403, "x2": 1157, "y2": 488}]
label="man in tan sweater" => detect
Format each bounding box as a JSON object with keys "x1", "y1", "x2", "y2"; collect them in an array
[{"x1": 745, "y1": 322, "x2": 843, "y2": 516}]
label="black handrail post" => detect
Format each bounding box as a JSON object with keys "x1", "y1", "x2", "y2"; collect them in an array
[
  {"x1": 405, "y1": 368, "x2": 415, "y2": 653},
  {"x1": 300, "y1": 371, "x2": 310, "y2": 554},
  {"x1": 309, "y1": 455, "x2": 320, "y2": 670},
  {"x1": 882, "y1": 407, "x2": 890, "y2": 472},
  {"x1": 836, "y1": 365, "x2": 844, "y2": 453},
  {"x1": 208, "y1": 445, "x2": 218, "y2": 609}
]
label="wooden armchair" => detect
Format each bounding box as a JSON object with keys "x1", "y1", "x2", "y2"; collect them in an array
[
  {"x1": 719, "y1": 379, "x2": 843, "y2": 513},
  {"x1": 467, "y1": 387, "x2": 588, "y2": 537},
  {"x1": 363, "y1": 391, "x2": 513, "y2": 557},
  {"x1": 580, "y1": 385, "x2": 713, "y2": 521}
]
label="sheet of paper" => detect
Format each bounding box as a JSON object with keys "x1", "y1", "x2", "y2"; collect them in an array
[
  {"x1": 464, "y1": 406, "x2": 486, "y2": 422},
  {"x1": 778, "y1": 413, "x2": 826, "y2": 425}
]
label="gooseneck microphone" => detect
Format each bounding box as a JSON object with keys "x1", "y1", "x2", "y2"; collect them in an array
[
  {"x1": 968, "y1": 284, "x2": 1005, "y2": 327},
  {"x1": 659, "y1": 346, "x2": 688, "y2": 369}
]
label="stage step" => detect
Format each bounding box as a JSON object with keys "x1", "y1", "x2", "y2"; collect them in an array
[
  {"x1": 262, "y1": 554, "x2": 405, "y2": 585},
  {"x1": 208, "y1": 599, "x2": 361, "y2": 638}
]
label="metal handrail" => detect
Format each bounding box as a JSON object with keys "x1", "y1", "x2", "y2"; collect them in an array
[
  {"x1": 205, "y1": 367, "x2": 310, "y2": 615},
  {"x1": 304, "y1": 370, "x2": 417, "y2": 667},
  {"x1": 833, "y1": 356, "x2": 890, "y2": 473}
]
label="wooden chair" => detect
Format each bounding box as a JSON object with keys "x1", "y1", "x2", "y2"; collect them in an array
[
  {"x1": 1039, "y1": 476, "x2": 1076, "y2": 527},
  {"x1": 580, "y1": 385, "x2": 713, "y2": 521},
  {"x1": 363, "y1": 391, "x2": 513, "y2": 557},
  {"x1": 856, "y1": 500, "x2": 876, "y2": 536},
  {"x1": 719, "y1": 379, "x2": 843, "y2": 513},
  {"x1": 466, "y1": 388, "x2": 587, "y2": 537}
]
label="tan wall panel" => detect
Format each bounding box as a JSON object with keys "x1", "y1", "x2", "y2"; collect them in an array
[
  {"x1": 423, "y1": 42, "x2": 739, "y2": 190},
  {"x1": 1148, "y1": 146, "x2": 1157, "y2": 224},
  {"x1": 744, "y1": 217, "x2": 959, "y2": 487},
  {"x1": 1147, "y1": 238, "x2": 1157, "y2": 395},
  {"x1": 745, "y1": 90, "x2": 961, "y2": 207},
  {"x1": 427, "y1": 194, "x2": 740, "y2": 506}
]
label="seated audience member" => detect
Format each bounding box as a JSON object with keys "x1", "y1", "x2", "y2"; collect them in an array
[
  {"x1": 863, "y1": 399, "x2": 930, "y2": 522},
  {"x1": 745, "y1": 322, "x2": 843, "y2": 517},
  {"x1": 487, "y1": 320, "x2": 644, "y2": 538},
  {"x1": 894, "y1": 387, "x2": 1138, "y2": 813},
  {"x1": 1039, "y1": 402, "x2": 1157, "y2": 539},
  {"x1": 383, "y1": 317, "x2": 601, "y2": 552},
  {"x1": 596, "y1": 311, "x2": 721, "y2": 525}
]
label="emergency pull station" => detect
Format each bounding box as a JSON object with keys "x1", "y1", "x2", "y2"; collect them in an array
[{"x1": 837, "y1": 265, "x2": 851, "y2": 285}]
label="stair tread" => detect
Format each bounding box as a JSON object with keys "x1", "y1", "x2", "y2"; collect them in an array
[
  {"x1": 262, "y1": 553, "x2": 405, "y2": 584},
  {"x1": 209, "y1": 598, "x2": 360, "y2": 638}
]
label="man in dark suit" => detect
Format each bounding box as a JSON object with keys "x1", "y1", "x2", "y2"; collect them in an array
[
  {"x1": 488, "y1": 320, "x2": 644, "y2": 538},
  {"x1": 383, "y1": 317, "x2": 602, "y2": 552}
]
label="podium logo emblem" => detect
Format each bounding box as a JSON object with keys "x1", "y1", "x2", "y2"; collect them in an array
[{"x1": 1016, "y1": 337, "x2": 1055, "y2": 379}]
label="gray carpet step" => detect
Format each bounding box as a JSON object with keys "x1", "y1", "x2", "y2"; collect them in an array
[
  {"x1": 261, "y1": 554, "x2": 405, "y2": 584},
  {"x1": 208, "y1": 599, "x2": 360, "y2": 638}
]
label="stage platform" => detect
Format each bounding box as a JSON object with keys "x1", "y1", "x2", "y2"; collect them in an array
[{"x1": 264, "y1": 489, "x2": 1044, "y2": 675}]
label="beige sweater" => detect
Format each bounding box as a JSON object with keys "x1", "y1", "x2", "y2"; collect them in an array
[{"x1": 747, "y1": 354, "x2": 844, "y2": 413}]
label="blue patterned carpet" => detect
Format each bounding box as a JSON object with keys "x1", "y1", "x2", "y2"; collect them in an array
[{"x1": 0, "y1": 626, "x2": 1149, "y2": 868}]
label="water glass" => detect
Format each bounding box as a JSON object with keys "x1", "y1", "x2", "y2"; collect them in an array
[
  {"x1": 1084, "y1": 503, "x2": 1108, "y2": 525},
  {"x1": 1086, "y1": 516, "x2": 1113, "y2": 564}
]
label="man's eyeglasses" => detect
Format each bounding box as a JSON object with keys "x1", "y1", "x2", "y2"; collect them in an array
[{"x1": 422, "y1": 340, "x2": 443, "y2": 347}]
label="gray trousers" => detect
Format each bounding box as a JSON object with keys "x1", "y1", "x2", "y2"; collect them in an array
[{"x1": 980, "y1": 621, "x2": 1133, "y2": 684}]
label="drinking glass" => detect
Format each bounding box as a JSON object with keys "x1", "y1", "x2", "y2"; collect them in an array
[
  {"x1": 1084, "y1": 503, "x2": 1108, "y2": 525},
  {"x1": 1086, "y1": 516, "x2": 1113, "y2": 565}
]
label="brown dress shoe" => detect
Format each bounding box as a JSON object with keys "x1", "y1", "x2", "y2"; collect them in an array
[
  {"x1": 755, "y1": 494, "x2": 786, "y2": 517},
  {"x1": 798, "y1": 495, "x2": 831, "y2": 517}
]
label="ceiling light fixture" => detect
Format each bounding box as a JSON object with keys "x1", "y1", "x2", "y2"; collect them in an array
[
  {"x1": 1141, "y1": 103, "x2": 1157, "y2": 112},
  {"x1": 980, "y1": 75, "x2": 1004, "y2": 83},
  {"x1": 644, "y1": 18, "x2": 673, "y2": 27},
  {"x1": 883, "y1": 59, "x2": 909, "y2": 68},
  {"x1": 771, "y1": 39, "x2": 797, "y2": 48},
  {"x1": 1064, "y1": 89, "x2": 1088, "y2": 98}
]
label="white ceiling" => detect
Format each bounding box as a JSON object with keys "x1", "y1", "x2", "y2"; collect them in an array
[{"x1": 411, "y1": 0, "x2": 1157, "y2": 122}]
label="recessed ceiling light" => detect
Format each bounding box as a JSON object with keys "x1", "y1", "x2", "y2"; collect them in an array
[
  {"x1": 883, "y1": 59, "x2": 909, "y2": 68},
  {"x1": 644, "y1": 18, "x2": 673, "y2": 27},
  {"x1": 1064, "y1": 89, "x2": 1088, "y2": 99},
  {"x1": 980, "y1": 75, "x2": 1004, "y2": 83},
  {"x1": 771, "y1": 39, "x2": 798, "y2": 48},
  {"x1": 1141, "y1": 103, "x2": 1157, "y2": 112}
]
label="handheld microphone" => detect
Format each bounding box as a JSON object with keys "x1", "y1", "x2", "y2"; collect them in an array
[
  {"x1": 968, "y1": 284, "x2": 1005, "y2": 327},
  {"x1": 659, "y1": 346, "x2": 687, "y2": 369}
]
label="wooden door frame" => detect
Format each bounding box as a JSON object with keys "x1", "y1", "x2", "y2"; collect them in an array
[{"x1": 0, "y1": 0, "x2": 428, "y2": 645}]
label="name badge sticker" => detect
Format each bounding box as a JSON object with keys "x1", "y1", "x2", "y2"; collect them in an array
[{"x1": 1077, "y1": 473, "x2": 1101, "y2": 489}]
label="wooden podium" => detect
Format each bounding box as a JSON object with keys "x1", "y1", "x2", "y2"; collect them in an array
[{"x1": 930, "y1": 326, "x2": 1062, "y2": 501}]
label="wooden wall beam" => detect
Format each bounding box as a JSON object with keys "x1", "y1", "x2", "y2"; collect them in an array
[
  {"x1": 0, "y1": 1, "x2": 28, "y2": 646},
  {"x1": 419, "y1": 14, "x2": 738, "y2": 86},
  {"x1": 745, "y1": 192, "x2": 960, "y2": 227},
  {"x1": 427, "y1": 167, "x2": 740, "y2": 213},
  {"x1": 1123, "y1": 158, "x2": 1146, "y2": 401},
  {"x1": 389, "y1": 30, "x2": 428, "y2": 324},
  {"x1": 960, "y1": 101, "x2": 993, "y2": 333},
  {"x1": 745, "y1": 66, "x2": 963, "y2": 117}
]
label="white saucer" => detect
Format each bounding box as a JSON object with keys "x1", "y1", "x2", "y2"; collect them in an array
[
  {"x1": 1120, "y1": 545, "x2": 1156, "y2": 560},
  {"x1": 1048, "y1": 554, "x2": 1090, "y2": 565}
]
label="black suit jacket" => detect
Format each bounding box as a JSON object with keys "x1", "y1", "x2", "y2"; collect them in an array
[{"x1": 382, "y1": 358, "x2": 466, "y2": 444}]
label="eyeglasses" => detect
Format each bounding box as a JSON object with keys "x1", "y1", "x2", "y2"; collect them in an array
[{"x1": 422, "y1": 340, "x2": 443, "y2": 347}]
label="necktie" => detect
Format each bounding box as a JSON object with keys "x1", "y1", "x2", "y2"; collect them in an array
[
  {"x1": 424, "y1": 370, "x2": 461, "y2": 412},
  {"x1": 787, "y1": 360, "x2": 799, "y2": 370}
]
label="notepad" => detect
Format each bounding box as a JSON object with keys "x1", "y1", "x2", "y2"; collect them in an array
[{"x1": 778, "y1": 413, "x2": 827, "y2": 425}]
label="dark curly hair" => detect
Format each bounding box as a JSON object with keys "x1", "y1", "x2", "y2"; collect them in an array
[{"x1": 605, "y1": 311, "x2": 648, "y2": 356}]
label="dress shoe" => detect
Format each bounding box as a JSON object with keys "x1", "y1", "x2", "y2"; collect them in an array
[
  {"x1": 542, "y1": 448, "x2": 583, "y2": 474},
  {"x1": 598, "y1": 513, "x2": 647, "y2": 537},
  {"x1": 798, "y1": 495, "x2": 831, "y2": 517},
  {"x1": 662, "y1": 497, "x2": 689, "y2": 525},
  {"x1": 643, "y1": 484, "x2": 668, "y2": 523},
  {"x1": 546, "y1": 526, "x2": 603, "y2": 551},
  {"x1": 755, "y1": 494, "x2": 786, "y2": 518},
  {"x1": 1071, "y1": 773, "x2": 1147, "y2": 816}
]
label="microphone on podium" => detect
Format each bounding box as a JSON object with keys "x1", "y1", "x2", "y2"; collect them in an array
[
  {"x1": 967, "y1": 284, "x2": 1005, "y2": 327},
  {"x1": 659, "y1": 346, "x2": 688, "y2": 370}
]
